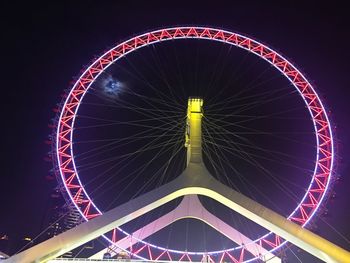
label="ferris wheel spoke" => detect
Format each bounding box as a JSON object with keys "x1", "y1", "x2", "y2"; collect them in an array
[
  {"x1": 126, "y1": 89, "x2": 185, "y2": 112},
  {"x1": 148, "y1": 44, "x2": 185, "y2": 106},
  {"x1": 203, "y1": 127, "x2": 241, "y2": 192},
  {"x1": 202, "y1": 124, "x2": 240, "y2": 190},
  {"x1": 231, "y1": 90, "x2": 298, "y2": 115},
  {"x1": 203, "y1": 141, "x2": 261, "y2": 240},
  {"x1": 127, "y1": 44, "x2": 178, "y2": 104},
  {"x1": 75, "y1": 109, "x2": 183, "y2": 129},
  {"x1": 209, "y1": 132, "x2": 312, "y2": 164},
  {"x1": 230, "y1": 64, "x2": 283, "y2": 99},
  {"x1": 207, "y1": 87, "x2": 295, "y2": 115},
  {"x1": 90, "y1": 142, "x2": 181, "y2": 202},
  {"x1": 75, "y1": 133, "x2": 181, "y2": 144},
  {"x1": 205, "y1": 114, "x2": 303, "y2": 130},
  {"x1": 168, "y1": 41, "x2": 188, "y2": 101},
  {"x1": 203, "y1": 134, "x2": 286, "y2": 215},
  {"x1": 204, "y1": 123, "x2": 309, "y2": 196},
  {"x1": 157, "y1": 140, "x2": 186, "y2": 186},
  {"x1": 203, "y1": 141, "x2": 277, "y2": 241},
  {"x1": 81, "y1": 122, "x2": 184, "y2": 180},
  {"x1": 75, "y1": 115, "x2": 183, "y2": 131},
  {"x1": 111, "y1": 58, "x2": 183, "y2": 108},
  {"x1": 88, "y1": 81, "x2": 183, "y2": 118},
  {"x1": 91, "y1": 68, "x2": 183, "y2": 112},
  {"x1": 85, "y1": 90, "x2": 184, "y2": 121},
  {"x1": 77, "y1": 136, "x2": 182, "y2": 172},
  {"x1": 214, "y1": 137, "x2": 313, "y2": 177},
  {"x1": 93, "y1": 126, "x2": 185, "y2": 205},
  {"x1": 75, "y1": 121, "x2": 182, "y2": 155},
  {"x1": 203, "y1": 131, "x2": 312, "y2": 176},
  {"x1": 215, "y1": 140, "x2": 304, "y2": 205},
  {"x1": 74, "y1": 120, "x2": 184, "y2": 161},
  {"x1": 74, "y1": 133, "x2": 179, "y2": 163},
  {"x1": 102, "y1": 132, "x2": 185, "y2": 228},
  {"x1": 109, "y1": 98, "x2": 183, "y2": 120},
  {"x1": 205, "y1": 115, "x2": 316, "y2": 149},
  {"x1": 204, "y1": 124, "x2": 273, "y2": 206},
  {"x1": 130, "y1": 142, "x2": 185, "y2": 200},
  {"x1": 205, "y1": 46, "x2": 249, "y2": 105},
  {"x1": 208, "y1": 125, "x2": 316, "y2": 153},
  {"x1": 209, "y1": 48, "x2": 276, "y2": 105},
  {"x1": 206, "y1": 84, "x2": 295, "y2": 112},
  {"x1": 202, "y1": 43, "x2": 234, "y2": 104},
  {"x1": 76, "y1": 113, "x2": 183, "y2": 125},
  {"x1": 208, "y1": 87, "x2": 297, "y2": 116},
  {"x1": 94, "y1": 71, "x2": 185, "y2": 111},
  {"x1": 206, "y1": 105, "x2": 310, "y2": 121},
  {"x1": 75, "y1": 121, "x2": 183, "y2": 166},
  {"x1": 122, "y1": 145, "x2": 185, "y2": 231},
  {"x1": 207, "y1": 51, "x2": 288, "y2": 110},
  {"x1": 217, "y1": 138, "x2": 309, "y2": 167},
  {"x1": 203, "y1": 138, "x2": 232, "y2": 189},
  {"x1": 123, "y1": 53, "x2": 183, "y2": 109},
  {"x1": 81, "y1": 138, "x2": 181, "y2": 197},
  {"x1": 77, "y1": 139, "x2": 181, "y2": 173}
]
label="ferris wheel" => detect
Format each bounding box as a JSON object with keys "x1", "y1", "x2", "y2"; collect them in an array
[{"x1": 53, "y1": 26, "x2": 334, "y2": 262}]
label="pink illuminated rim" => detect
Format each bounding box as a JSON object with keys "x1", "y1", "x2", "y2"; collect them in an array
[{"x1": 55, "y1": 27, "x2": 334, "y2": 262}]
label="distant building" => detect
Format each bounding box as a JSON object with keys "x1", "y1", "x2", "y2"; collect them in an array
[{"x1": 40, "y1": 184, "x2": 82, "y2": 258}]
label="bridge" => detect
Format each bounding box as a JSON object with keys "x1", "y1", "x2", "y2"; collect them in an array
[{"x1": 4, "y1": 98, "x2": 350, "y2": 263}]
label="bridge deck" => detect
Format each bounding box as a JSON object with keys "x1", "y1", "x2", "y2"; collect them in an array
[{"x1": 49, "y1": 259, "x2": 200, "y2": 263}]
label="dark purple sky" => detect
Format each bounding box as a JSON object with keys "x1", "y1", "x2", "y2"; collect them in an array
[{"x1": 1, "y1": 1, "x2": 349, "y2": 261}]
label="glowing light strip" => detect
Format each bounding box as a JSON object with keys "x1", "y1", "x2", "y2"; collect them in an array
[{"x1": 55, "y1": 26, "x2": 334, "y2": 262}]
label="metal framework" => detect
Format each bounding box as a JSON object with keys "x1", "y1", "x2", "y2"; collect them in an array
[
  {"x1": 90, "y1": 194, "x2": 280, "y2": 262},
  {"x1": 53, "y1": 26, "x2": 334, "y2": 261},
  {"x1": 5, "y1": 97, "x2": 348, "y2": 263}
]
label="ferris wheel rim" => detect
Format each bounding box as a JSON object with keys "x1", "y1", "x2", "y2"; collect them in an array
[{"x1": 55, "y1": 26, "x2": 334, "y2": 260}]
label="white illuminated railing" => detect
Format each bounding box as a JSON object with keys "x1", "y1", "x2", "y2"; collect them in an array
[{"x1": 49, "y1": 259, "x2": 200, "y2": 263}]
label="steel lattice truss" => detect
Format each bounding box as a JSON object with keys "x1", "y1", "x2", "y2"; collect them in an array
[{"x1": 55, "y1": 27, "x2": 334, "y2": 262}]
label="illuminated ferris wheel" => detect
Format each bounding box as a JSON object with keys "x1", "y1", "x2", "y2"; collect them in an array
[{"x1": 53, "y1": 26, "x2": 334, "y2": 262}]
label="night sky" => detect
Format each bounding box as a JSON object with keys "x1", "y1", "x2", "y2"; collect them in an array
[{"x1": 1, "y1": 1, "x2": 350, "y2": 262}]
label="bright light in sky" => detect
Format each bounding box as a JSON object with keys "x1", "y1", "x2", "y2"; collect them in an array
[{"x1": 101, "y1": 76, "x2": 125, "y2": 98}]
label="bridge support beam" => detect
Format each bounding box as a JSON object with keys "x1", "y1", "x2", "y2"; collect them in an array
[
  {"x1": 5, "y1": 98, "x2": 350, "y2": 263},
  {"x1": 90, "y1": 195, "x2": 280, "y2": 262},
  {"x1": 5, "y1": 162, "x2": 350, "y2": 263}
]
